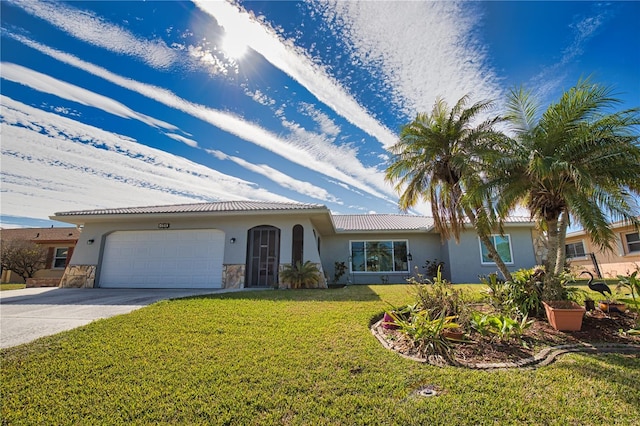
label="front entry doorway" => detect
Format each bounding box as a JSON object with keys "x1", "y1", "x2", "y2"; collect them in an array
[{"x1": 246, "y1": 226, "x2": 280, "y2": 287}]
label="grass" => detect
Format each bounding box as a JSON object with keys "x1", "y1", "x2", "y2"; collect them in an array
[
  {"x1": 0, "y1": 283, "x2": 26, "y2": 291},
  {"x1": 2, "y1": 284, "x2": 639, "y2": 425}
]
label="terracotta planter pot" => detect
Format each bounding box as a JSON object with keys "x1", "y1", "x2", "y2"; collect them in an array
[
  {"x1": 442, "y1": 328, "x2": 464, "y2": 341},
  {"x1": 598, "y1": 301, "x2": 626, "y2": 313},
  {"x1": 543, "y1": 301, "x2": 586, "y2": 331}
]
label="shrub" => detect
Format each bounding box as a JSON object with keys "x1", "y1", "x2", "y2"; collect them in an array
[
  {"x1": 409, "y1": 267, "x2": 466, "y2": 319},
  {"x1": 423, "y1": 259, "x2": 445, "y2": 279},
  {"x1": 482, "y1": 267, "x2": 546, "y2": 318},
  {"x1": 469, "y1": 311, "x2": 533, "y2": 342},
  {"x1": 387, "y1": 306, "x2": 459, "y2": 361},
  {"x1": 280, "y1": 261, "x2": 320, "y2": 289},
  {"x1": 332, "y1": 261, "x2": 347, "y2": 284}
]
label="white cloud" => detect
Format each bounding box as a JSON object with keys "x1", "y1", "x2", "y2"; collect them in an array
[
  {"x1": 299, "y1": 102, "x2": 340, "y2": 137},
  {"x1": 527, "y1": 6, "x2": 611, "y2": 103},
  {"x1": 165, "y1": 133, "x2": 199, "y2": 148},
  {"x1": 310, "y1": 1, "x2": 502, "y2": 116},
  {"x1": 243, "y1": 86, "x2": 277, "y2": 107},
  {"x1": 1, "y1": 62, "x2": 178, "y2": 130},
  {"x1": 8, "y1": 33, "x2": 395, "y2": 204},
  {"x1": 9, "y1": 0, "x2": 180, "y2": 70},
  {"x1": 207, "y1": 149, "x2": 341, "y2": 204},
  {"x1": 0, "y1": 96, "x2": 295, "y2": 220},
  {"x1": 194, "y1": 0, "x2": 398, "y2": 147},
  {"x1": 187, "y1": 44, "x2": 235, "y2": 75}
]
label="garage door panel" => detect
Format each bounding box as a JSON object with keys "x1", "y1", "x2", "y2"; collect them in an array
[{"x1": 100, "y1": 229, "x2": 224, "y2": 288}]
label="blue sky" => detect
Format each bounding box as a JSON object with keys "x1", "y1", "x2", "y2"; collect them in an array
[{"x1": 1, "y1": 0, "x2": 639, "y2": 228}]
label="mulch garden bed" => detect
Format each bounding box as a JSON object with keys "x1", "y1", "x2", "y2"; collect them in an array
[{"x1": 374, "y1": 308, "x2": 640, "y2": 368}]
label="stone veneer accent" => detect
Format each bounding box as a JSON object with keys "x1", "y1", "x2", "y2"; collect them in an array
[
  {"x1": 26, "y1": 278, "x2": 61, "y2": 288},
  {"x1": 59, "y1": 265, "x2": 96, "y2": 288},
  {"x1": 532, "y1": 230, "x2": 548, "y2": 265},
  {"x1": 222, "y1": 264, "x2": 245, "y2": 289}
]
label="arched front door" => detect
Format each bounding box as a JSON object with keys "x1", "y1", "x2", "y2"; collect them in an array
[{"x1": 246, "y1": 226, "x2": 280, "y2": 287}]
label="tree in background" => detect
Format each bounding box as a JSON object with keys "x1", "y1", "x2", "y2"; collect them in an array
[{"x1": 0, "y1": 239, "x2": 48, "y2": 282}]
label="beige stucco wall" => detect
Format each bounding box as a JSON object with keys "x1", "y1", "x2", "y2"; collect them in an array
[
  {"x1": 566, "y1": 223, "x2": 640, "y2": 278},
  {"x1": 0, "y1": 243, "x2": 72, "y2": 284}
]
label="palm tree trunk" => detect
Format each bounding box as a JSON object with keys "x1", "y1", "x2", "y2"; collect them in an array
[
  {"x1": 463, "y1": 206, "x2": 513, "y2": 282},
  {"x1": 545, "y1": 216, "x2": 559, "y2": 276},
  {"x1": 553, "y1": 211, "x2": 569, "y2": 275}
]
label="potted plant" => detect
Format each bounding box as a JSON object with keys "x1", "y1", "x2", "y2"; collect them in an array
[
  {"x1": 542, "y1": 273, "x2": 586, "y2": 331},
  {"x1": 584, "y1": 297, "x2": 595, "y2": 311},
  {"x1": 598, "y1": 300, "x2": 626, "y2": 313},
  {"x1": 543, "y1": 300, "x2": 586, "y2": 331}
]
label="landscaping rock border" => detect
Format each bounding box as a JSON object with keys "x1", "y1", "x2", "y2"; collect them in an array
[{"x1": 371, "y1": 320, "x2": 640, "y2": 369}]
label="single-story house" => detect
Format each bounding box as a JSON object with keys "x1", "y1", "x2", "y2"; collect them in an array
[
  {"x1": 565, "y1": 218, "x2": 640, "y2": 278},
  {"x1": 49, "y1": 201, "x2": 539, "y2": 289},
  {"x1": 0, "y1": 227, "x2": 79, "y2": 286}
]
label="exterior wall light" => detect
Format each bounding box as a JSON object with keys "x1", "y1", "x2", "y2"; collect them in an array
[
  {"x1": 87, "y1": 239, "x2": 95, "y2": 245},
  {"x1": 230, "y1": 237, "x2": 236, "y2": 244},
  {"x1": 407, "y1": 253, "x2": 413, "y2": 262}
]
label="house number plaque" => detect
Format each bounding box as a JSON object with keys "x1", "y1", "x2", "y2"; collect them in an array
[{"x1": 158, "y1": 223, "x2": 170, "y2": 229}]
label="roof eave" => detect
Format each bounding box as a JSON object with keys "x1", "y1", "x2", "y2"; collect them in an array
[{"x1": 50, "y1": 207, "x2": 333, "y2": 226}]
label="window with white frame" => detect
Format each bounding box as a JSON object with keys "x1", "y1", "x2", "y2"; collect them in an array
[
  {"x1": 53, "y1": 247, "x2": 68, "y2": 268},
  {"x1": 565, "y1": 241, "x2": 586, "y2": 259},
  {"x1": 624, "y1": 232, "x2": 640, "y2": 254},
  {"x1": 479, "y1": 235, "x2": 513, "y2": 264},
  {"x1": 350, "y1": 240, "x2": 409, "y2": 272}
]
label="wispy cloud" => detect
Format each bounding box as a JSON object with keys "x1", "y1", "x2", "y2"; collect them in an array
[
  {"x1": 309, "y1": 1, "x2": 502, "y2": 116},
  {"x1": 194, "y1": 0, "x2": 398, "y2": 147},
  {"x1": 207, "y1": 149, "x2": 341, "y2": 204},
  {"x1": 165, "y1": 133, "x2": 199, "y2": 148},
  {"x1": 1, "y1": 95, "x2": 295, "y2": 220},
  {"x1": 1, "y1": 62, "x2": 178, "y2": 130},
  {"x1": 243, "y1": 86, "x2": 276, "y2": 107},
  {"x1": 298, "y1": 102, "x2": 341, "y2": 138},
  {"x1": 8, "y1": 0, "x2": 180, "y2": 70},
  {"x1": 527, "y1": 5, "x2": 612, "y2": 102},
  {"x1": 7, "y1": 32, "x2": 394, "y2": 203}
]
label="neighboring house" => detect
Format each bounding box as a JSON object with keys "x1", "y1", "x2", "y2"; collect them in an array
[
  {"x1": 49, "y1": 201, "x2": 538, "y2": 289},
  {"x1": 0, "y1": 227, "x2": 79, "y2": 286},
  {"x1": 565, "y1": 219, "x2": 640, "y2": 278}
]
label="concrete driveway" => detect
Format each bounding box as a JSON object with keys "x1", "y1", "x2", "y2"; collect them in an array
[{"x1": 0, "y1": 287, "x2": 236, "y2": 348}]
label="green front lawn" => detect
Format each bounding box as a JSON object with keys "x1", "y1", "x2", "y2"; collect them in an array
[
  {"x1": 2, "y1": 285, "x2": 639, "y2": 425},
  {"x1": 0, "y1": 283, "x2": 26, "y2": 291}
]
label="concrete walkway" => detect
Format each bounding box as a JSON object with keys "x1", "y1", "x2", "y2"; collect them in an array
[{"x1": 0, "y1": 287, "x2": 249, "y2": 349}]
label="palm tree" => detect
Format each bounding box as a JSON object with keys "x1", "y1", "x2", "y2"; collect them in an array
[
  {"x1": 494, "y1": 78, "x2": 640, "y2": 296},
  {"x1": 385, "y1": 95, "x2": 513, "y2": 281},
  {"x1": 280, "y1": 260, "x2": 321, "y2": 289}
]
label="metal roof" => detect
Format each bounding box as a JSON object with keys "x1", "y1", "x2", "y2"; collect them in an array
[
  {"x1": 50, "y1": 201, "x2": 533, "y2": 235},
  {"x1": 53, "y1": 201, "x2": 328, "y2": 217},
  {"x1": 332, "y1": 214, "x2": 434, "y2": 232}
]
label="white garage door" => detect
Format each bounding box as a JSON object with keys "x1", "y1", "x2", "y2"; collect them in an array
[{"x1": 100, "y1": 229, "x2": 225, "y2": 288}]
